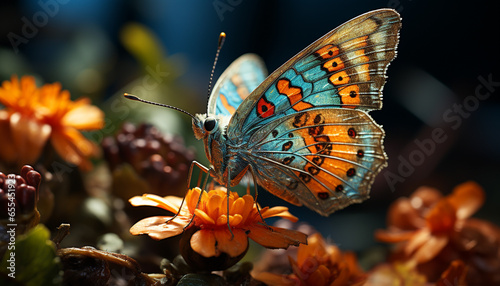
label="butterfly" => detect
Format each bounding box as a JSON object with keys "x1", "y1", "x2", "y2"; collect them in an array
[{"x1": 126, "y1": 9, "x2": 401, "y2": 216}]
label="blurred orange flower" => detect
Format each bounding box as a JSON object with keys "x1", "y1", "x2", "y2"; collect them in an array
[
  {"x1": 252, "y1": 233, "x2": 366, "y2": 286},
  {"x1": 129, "y1": 187, "x2": 307, "y2": 270},
  {"x1": 376, "y1": 181, "x2": 484, "y2": 264},
  {"x1": 0, "y1": 75, "x2": 103, "y2": 170},
  {"x1": 376, "y1": 181, "x2": 500, "y2": 284}
]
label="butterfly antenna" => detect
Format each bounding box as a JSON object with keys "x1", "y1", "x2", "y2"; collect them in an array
[
  {"x1": 124, "y1": 93, "x2": 197, "y2": 120},
  {"x1": 207, "y1": 32, "x2": 226, "y2": 102}
]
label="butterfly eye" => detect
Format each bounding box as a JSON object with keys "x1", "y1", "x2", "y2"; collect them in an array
[{"x1": 203, "y1": 117, "x2": 217, "y2": 132}]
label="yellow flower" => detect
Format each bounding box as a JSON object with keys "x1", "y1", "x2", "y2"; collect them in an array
[
  {"x1": 0, "y1": 75, "x2": 103, "y2": 170},
  {"x1": 129, "y1": 187, "x2": 307, "y2": 271},
  {"x1": 252, "y1": 233, "x2": 366, "y2": 286}
]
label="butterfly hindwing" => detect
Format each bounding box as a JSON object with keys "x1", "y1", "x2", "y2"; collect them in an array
[
  {"x1": 245, "y1": 108, "x2": 386, "y2": 215},
  {"x1": 207, "y1": 54, "x2": 267, "y2": 117}
]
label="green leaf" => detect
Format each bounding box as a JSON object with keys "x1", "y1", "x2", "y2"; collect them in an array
[{"x1": 0, "y1": 225, "x2": 62, "y2": 286}]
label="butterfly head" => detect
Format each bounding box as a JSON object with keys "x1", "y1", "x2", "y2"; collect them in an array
[
  {"x1": 192, "y1": 114, "x2": 211, "y2": 139},
  {"x1": 192, "y1": 113, "x2": 223, "y2": 140},
  {"x1": 192, "y1": 113, "x2": 228, "y2": 170}
]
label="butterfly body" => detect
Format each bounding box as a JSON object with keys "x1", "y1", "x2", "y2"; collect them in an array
[{"x1": 191, "y1": 9, "x2": 401, "y2": 216}]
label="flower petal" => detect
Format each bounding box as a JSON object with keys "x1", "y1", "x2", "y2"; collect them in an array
[
  {"x1": 194, "y1": 209, "x2": 215, "y2": 225},
  {"x1": 129, "y1": 216, "x2": 187, "y2": 240},
  {"x1": 307, "y1": 264, "x2": 328, "y2": 286},
  {"x1": 10, "y1": 112, "x2": 51, "y2": 165},
  {"x1": 405, "y1": 229, "x2": 431, "y2": 255},
  {"x1": 216, "y1": 214, "x2": 228, "y2": 226},
  {"x1": 426, "y1": 199, "x2": 456, "y2": 233},
  {"x1": 162, "y1": 196, "x2": 185, "y2": 211},
  {"x1": 411, "y1": 234, "x2": 448, "y2": 263},
  {"x1": 51, "y1": 127, "x2": 98, "y2": 170},
  {"x1": 447, "y1": 181, "x2": 485, "y2": 220},
  {"x1": 386, "y1": 198, "x2": 426, "y2": 230},
  {"x1": 0, "y1": 111, "x2": 18, "y2": 163},
  {"x1": 231, "y1": 197, "x2": 246, "y2": 216},
  {"x1": 247, "y1": 224, "x2": 307, "y2": 249},
  {"x1": 62, "y1": 104, "x2": 104, "y2": 130},
  {"x1": 213, "y1": 228, "x2": 248, "y2": 258},
  {"x1": 186, "y1": 188, "x2": 204, "y2": 214},
  {"x1": 207, "y1": 193, "x2": 223, "y2": 218},
  {"x1": 129, "y1": 194, "x2": 181, "y2": 214},
  {"x1": 297, "y1": 233, "x2": 329, "y2": 267},
  {"x1": 375, "y1": 229, "x2": 419, "y2": 243},
  {"x1": 238, "y1": 195, "x2": 255, "y2": 224},
  {"x1": 261, "y1": 206, "x2": 298, "y2": 222},
  {"x1": 190, "y1": 229, "x2": 217, "y2": 257},
  {"x1": 231, "y1": 214, "x2": 243, "y2": 226}
]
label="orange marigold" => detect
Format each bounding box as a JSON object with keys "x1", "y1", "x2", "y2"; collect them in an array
[
  {"x1": 129, "y1": 187, "x2": 307, "y2": 271},
  {"x1": 0, "y1": 75, "x2": 103, "y2": 170},
  {"x1": 376, "y1": 181, "x2": 485, "y2": 264},
  {"x1": 252, "y1": 233, "x2": 366, "y2": 286},
  {"x1": 376, "y1": 181, "x2": 500, "y2": 284}
]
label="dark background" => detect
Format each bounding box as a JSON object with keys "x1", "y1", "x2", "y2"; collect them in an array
[{"x1": 1, "y1": 0, "x2": 499, "y2": 251}]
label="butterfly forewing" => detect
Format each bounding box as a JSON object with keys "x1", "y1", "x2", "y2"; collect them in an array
[{"x1": 227, "y1": 9, "x2": 401, "y2": 140}]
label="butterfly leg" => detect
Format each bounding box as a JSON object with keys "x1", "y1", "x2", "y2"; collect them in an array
[
  {"x1": 183, "y1": 162, "x2": 218, "y2": 231},
  {"x1": 248, "y1": 164, "x2": 272, "y2": 230},
  {"x1": 226, "y1": 167, "x2": 236, "y2": 240},
  {"x1": 188, "y1": 161, "x2": 211, "y2": 189},
  {"x1": 165, "y1": 161, "x2": 209, "y2": 226}
]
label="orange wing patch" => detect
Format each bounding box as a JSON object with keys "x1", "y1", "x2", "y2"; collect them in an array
[
  {"x1": 314, "y1": 45, "x2": 339, "y2": 59},
  {"x1": 322, "y1": 57, "x2": 345, "y2": 72},
  {"x1": 291, "y1": 112, "x2": 359, "y2": 198},
  {"x1": 276, "y1": 79, "x2": 313, "y2": 111},
  {"x1": 219, "y1": 94, "x2": 237, "y2": 114},
  {"x1": 338, "y1": 85, "x2": 361, "y2": 107},
  {"x1": 329, "y1": 71, "x2": 350, "y2": 86},
  {"x1": 256, "y1": 96, "x2": 275, "y2": 118}
]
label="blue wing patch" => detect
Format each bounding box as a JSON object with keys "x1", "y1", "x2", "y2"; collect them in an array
[{"x1": 207, "y1": 54, "x2": 267, "y2": 117}]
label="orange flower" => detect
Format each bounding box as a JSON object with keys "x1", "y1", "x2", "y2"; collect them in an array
[
  {"x1": 0, "y1": 75, "x2": 103, "y2": 170},
  {"x1": 376, "y1": 181, "x2": 484, "y2": 265},
  {"x1": 252, "y1": 233, "x2": 366, "y2": 286},
  {"x1": 376, "y1": 181, "x2": 500, "y2": 284},
  {"x1": 129, "y1": 187, "x2": 307, "y2": 270}
]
